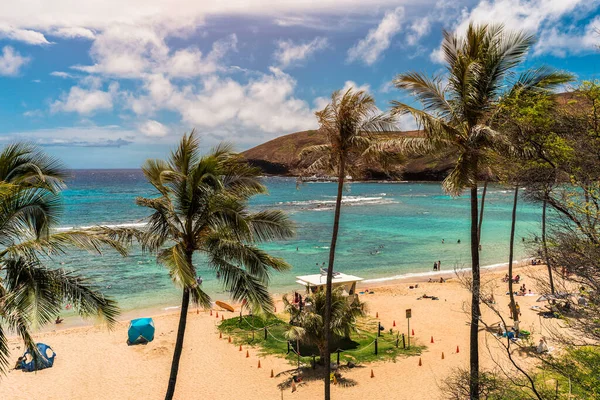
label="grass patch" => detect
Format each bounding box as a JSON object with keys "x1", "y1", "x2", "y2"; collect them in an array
[{"x1": 218, "y1": 314, "x2": 425, "y2": 366}]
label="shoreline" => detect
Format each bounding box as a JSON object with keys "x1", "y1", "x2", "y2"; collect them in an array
[{"x1": 27, "y1": 257, "x2": 535, "y2": 337}]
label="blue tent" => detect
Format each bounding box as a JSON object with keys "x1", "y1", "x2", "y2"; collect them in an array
[
  {"x1": 128, "y1": 318, "x2": 155, "y2": 345},
  {"x1": 21, "y1": 343, "x2": 56, "y2": 372}
]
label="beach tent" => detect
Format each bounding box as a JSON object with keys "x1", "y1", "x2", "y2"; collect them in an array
[
  {"x1": 20, "y1": 343, "x2": 56, "y2": 372},
  {"x1": 128, "y1": 318, "x2": 155, "y2": 345}
]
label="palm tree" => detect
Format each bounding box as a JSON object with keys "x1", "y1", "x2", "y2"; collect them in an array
[
  {"x1": 282, "y1": 288, "x2": 365, "y2": 361},
  {"x1": 388, "y1": 24, "x2": 569, "y2": 398},
  {"x1": 105, "y1": 131, "x2": 294, "y2": 400},
  {"x1": 0, "y1": 143, "x2": 125, "y2": 374},
  {"x1": 299, "y1": 88, "x2": 396, "y2": 399}
]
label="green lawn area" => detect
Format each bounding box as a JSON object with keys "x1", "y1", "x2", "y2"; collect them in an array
[{"x1": 218, "y1": 314, "x2": 425, "y2": 366}]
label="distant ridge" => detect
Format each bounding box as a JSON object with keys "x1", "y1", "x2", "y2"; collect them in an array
[{"x1": 241, "y1": 129, "x2": 454, "y2": 181}]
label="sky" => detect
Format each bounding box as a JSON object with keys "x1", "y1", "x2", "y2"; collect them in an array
[{"x1": 0, "y1": 0, "x2": 599, "y2": 168}]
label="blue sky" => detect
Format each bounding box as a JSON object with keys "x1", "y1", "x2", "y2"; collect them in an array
[{"x1": 0, "y1": 0, "x2": 599, "y2": 168}]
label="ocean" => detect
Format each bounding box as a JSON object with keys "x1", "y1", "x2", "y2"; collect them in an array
[{"x1": 53, "y1": 170, "x2": 541, "y2": 313}]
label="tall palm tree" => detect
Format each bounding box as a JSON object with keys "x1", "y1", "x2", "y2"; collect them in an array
[
  {"x1": 299, "y1": 88, "x2": 396, "y2": 399},
  {"x1": 106, "y1": 131, "x2": 294, "y2": 400},
  {"x1": 0, "y1": 143, "x2": 125, "y2": 374},
  {"x1": 388, "y1": 24, "x2": 569, "y2": 398}
]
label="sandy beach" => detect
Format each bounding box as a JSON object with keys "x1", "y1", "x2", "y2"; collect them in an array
[{"x1": 1, "y1": 263, "x2": 556, "y2": 400}]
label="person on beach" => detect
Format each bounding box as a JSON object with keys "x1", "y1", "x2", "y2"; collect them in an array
[
  {"x1": 438, "y1": 260, "x2": 441, "y2": 270},
  {"x1": 457, "y1": 239, "x2": 461, "y2": 244},
  {"x1": 441, "y1": 239, "x2": 445, "y2": 244},
  {"x1": 433, "y1": 262, "x2": 437, "y2": 271},
  {"x1": 537, "y1": 338, "x2": 549, "y2": 353},
  {"x1": 55, "y1": 316, "x2": 63, "y2": 324}
]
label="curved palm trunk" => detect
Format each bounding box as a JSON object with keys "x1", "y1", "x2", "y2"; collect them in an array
[
  {"x1": 324, "y1": 156, "x2": 345, "y2": 400},
  {"x1": 508, "y1": 185, "x2": 519, "y2": 324},
  {"x1": 478, "y1": 181, "x2": 488, "y2": 245},
  {"x1": 165, "y1": 283, "x2": 191, "y2": 399},
  {"x1": 469, "y1": 185, "x2": 481, "y2": 400},
  {"x1": 542, "y1": 197, "x2": 555, "y2": 295}
]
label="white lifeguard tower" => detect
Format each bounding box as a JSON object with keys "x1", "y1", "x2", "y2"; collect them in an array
[{"x1": 295, "y1": 272, "x2": 363, "y2": 297}]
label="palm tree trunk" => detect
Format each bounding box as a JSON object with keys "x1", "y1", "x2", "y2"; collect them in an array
[
  {"x1": 542, "y1": 197, "x2": 555, "y2": 295},
  {"x1": 324, "y1": 156, "x2": 345, "y2": 400},
  {"x1": 469, "y1": 185, "x2": 480, "y2": 400},
  {"x1": 478, "y1": 181, "x2": 488, "y2": 245},
  {"x1": 165, "y1": 258, "x2": 192, "y2": 400},
  {"x1": 508, "y1": 185, "x2": 519, "y2": 323}
]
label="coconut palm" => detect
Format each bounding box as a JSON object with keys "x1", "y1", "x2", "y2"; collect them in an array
[
  {"x1": 388, "y1": 24, "x2": 571, "y2": 398},
  {"x1": 105, "y1": 131, "x2": 294, "y2": 400},
  {"x1": 282, "y1": 288, "x2": 365, "y2": 361},
  {"x1": 0, "y1": 144, "x2": 126, "y2": 374},
  {"x1": 299, "y1": 88, "x2": 396, "y2": 399}
]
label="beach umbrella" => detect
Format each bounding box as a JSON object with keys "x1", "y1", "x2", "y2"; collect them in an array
[{"x1": 127, "y1": 318, "x2": 155, "y2": 345}]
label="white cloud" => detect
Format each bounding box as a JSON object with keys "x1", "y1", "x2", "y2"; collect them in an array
[
  {"x1": 407, "y1": 17, "x2": 430, "y2": 46},
  {"x1": 51, "y1": 82, "x2": 118, "y2": 115},
  {"x1": 124, "y1": 68, "x2": 318, "y2": 137},
  {"x1": 0, "y1": 24, "x2": 50, "y2": 45},
  {"x1": 534, "y1": 16, "x2": 600, "y2": 57},
  {"x1": 273, "y1": 37, "x2": 328, "y2": 68},
  {"x1": 138, "y1": 119, "x2": 169, "y2": 137},
  {"x1": 347, "y1": 7, "x2": 404, "y2": 65},
  {"x1": 430, "y1": 0, "x2": 599, "y2": 62},
  {"x1": 52, "y1": 27, "x2": 95, "y2": 40},
  {"x1": 50, "y1": 71, "x2": 74, "y2": 78},
  {"x1": 23, "y1": 109, "x2": 43, "y2": 117},
  {"x1": 0, "y1": 46, "x2": 30, "y2": 76}
]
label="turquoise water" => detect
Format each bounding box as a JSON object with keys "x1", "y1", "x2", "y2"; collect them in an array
[{"x1": 54, "y1": 170, "x2": 541, "y2": 312}]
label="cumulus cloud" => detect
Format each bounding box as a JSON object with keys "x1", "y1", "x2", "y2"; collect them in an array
[
  {"x1": 430, "y1": 0, "x2": 598, "y2": 62},
  {"x1": 273, "y1": 37, "x2": 328, "y2": 68},
  {"x1": 52, "y1": 27, "x2": 96, "y2": 40},
  {"x1": 0, "y1": 46, "x2": 30, "y2": 76},
  {"x1": 534, "y1": 16, "x2": 600, "y2": 57},
  {"x1": 51, "y1": 82, "x2": 118, "y2": 115},
  {"x1": 347, "y1": 7, "x2": 404, "y2": 65},
  {"x1": 0, "y1": 24, "x2": 50, "y2": 45},
  {"x1": 138, "y1": 120, "x2": 169, "y2": 137},
  {"x1": 123, "y1": 68, "x2": 318, "y2": 136}
]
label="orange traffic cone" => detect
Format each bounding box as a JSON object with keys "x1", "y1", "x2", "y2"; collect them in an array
[
  {"x1": 246, "y1": 350, "x2": 250, "y2": 358},
  {"x1": 411, "y1": 329, "x2": 415, "y2": 336},
  {"x1": 210, "y1": 310, "x2": 213, "y2": 316},
  {"x1": 270, "y1": 369, "x2": 274, "y2": 378},
  {"x1": 239, "y1": 345, "x2": 242, "y2": 351},
  {"x1": 418, "y1": 358, "x2": 422, "y2": 366},
  {"x1": 274, "y1": 306, "x2": 277, "y2": 312},
  {"x1": 376, "y1": 312, "x2": 379, "y2": 318},
  {"x1": 221, "y1": 315, "x2": 224, "y2": 321},
  {"x1": 257, "y1": 360, "x2": 261, "y2": 368},
  {"x1": 196, "y1": 309, "x2": 199, "y2": 314},
  {"x1": 228, "y1": 336, "x2": 232, "y2": 343},
  {"x1": 291, "y1": 381, "x2": 297, "y2": 393},
  {"x1": 442, "y1": 352, "x2": 445, "y2": 359},
  {"x1": 431, "y1": 336, "x2": 434, "y2": 343},
  {"x1": 456, "y1": 345, "x2": 460, "y2": 353},
  {"x1": 219, "y1": 332, "x2": 222, "y2": 339},
  {"x1": 370, "y1": 369, "x2": 375, "y2": 378},
  {"x1": 393, "y1": 320, "x2": 396, "y2": 327},
  {"x1": 216, "y1": 311, "x2": 219, "y2": 318}
]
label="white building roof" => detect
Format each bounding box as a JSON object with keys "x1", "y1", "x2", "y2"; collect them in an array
[{"x1": 295, "y1": 273, "x2": 364, "y2": 287}]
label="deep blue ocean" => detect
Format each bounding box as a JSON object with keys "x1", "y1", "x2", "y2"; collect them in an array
[{"x1": 53, "y1": 170, "x2": 541, "y2": 312}]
